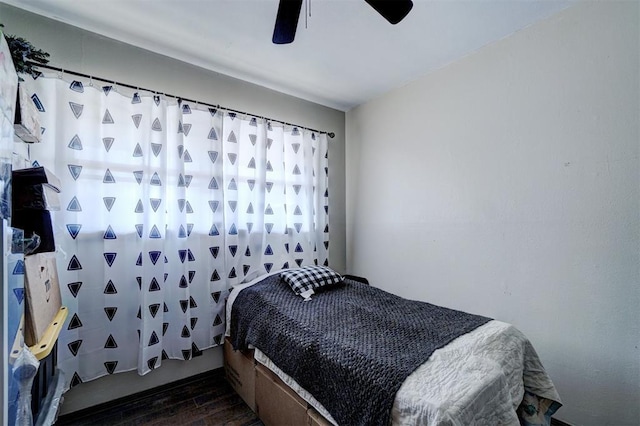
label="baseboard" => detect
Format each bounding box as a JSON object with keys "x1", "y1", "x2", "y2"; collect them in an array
[
  {"x1": 56, "y1": 367, "x2": 224, "y2": 423},
  {"x1": 57, "y1": 346, "x2": 223, "y2": 416}
]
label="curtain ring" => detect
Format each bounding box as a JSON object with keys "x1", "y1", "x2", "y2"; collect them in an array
[
  {"x1": 89, "y1": 75, "x2": 93, "y2": 87},
  {"x1": 58, "y1": 68, "x2": 64, "y2": 79}
]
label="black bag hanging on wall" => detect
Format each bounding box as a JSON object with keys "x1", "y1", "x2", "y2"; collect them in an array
[{"x1": 11, "y1": 166, "x2": 61, "y2": 255}]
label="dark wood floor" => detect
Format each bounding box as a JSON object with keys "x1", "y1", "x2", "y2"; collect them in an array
[{"x1": 55, "y1": 368, "x2": 263, "y2": 426}]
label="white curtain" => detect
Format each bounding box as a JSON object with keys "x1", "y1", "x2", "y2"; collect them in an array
[{"x1": 24, "y1": 75, "x2": 329, "y2": 386}]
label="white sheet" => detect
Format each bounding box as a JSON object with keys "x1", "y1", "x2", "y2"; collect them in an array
[{"x1": 226, "y1": 278, "x2": 561, "y2": 425}]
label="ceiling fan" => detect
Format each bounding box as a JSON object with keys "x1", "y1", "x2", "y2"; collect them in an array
[{"x1": 273, "y1": 0, "x2": 414, "y2": 44}]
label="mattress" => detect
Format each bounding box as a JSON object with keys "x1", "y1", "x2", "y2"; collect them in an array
[{"x1": 225, "y1": 272, "x2": 562, "y2": 425}]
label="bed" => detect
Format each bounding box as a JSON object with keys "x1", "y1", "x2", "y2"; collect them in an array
[{"x1": 225, "y1": 267, "x2": 562, "y2": 426}]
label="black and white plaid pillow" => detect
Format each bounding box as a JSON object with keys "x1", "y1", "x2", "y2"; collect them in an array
[{"x1": 280, "y1": 266, "x2": 343, "y2": 299}]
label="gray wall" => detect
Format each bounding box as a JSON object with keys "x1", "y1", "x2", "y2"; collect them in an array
[
  {"x1": 347, "y1": 2, "x2": 639, "y2": 425},
  {"x1": 0, "y1": 3, "x2": 346, "y2": 415}
]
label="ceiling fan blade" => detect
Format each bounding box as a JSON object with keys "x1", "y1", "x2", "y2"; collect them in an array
[
  {"x1": 273, "y1": 0, "x2": 304, "y2": 44},
  {"x1": 364, "y1": 0, "x2": 413, "y2": 24}
]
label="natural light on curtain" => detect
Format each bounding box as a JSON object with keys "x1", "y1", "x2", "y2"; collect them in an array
[{"x1": 23, "y1": 75, "x2": 329, "y2": 386}]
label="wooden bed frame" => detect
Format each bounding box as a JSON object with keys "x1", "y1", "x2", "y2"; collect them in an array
[{"x1": 224, "y1": 337, "x2": 332, "y2": 426}]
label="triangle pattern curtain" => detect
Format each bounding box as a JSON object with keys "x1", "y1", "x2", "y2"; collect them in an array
[{"x1": 24, "y1": 75, "x2": 329, "y2": 386}]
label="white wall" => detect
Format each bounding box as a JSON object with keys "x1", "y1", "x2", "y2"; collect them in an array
[
  {"x1": 0, "y1": 4, "x2": 346, "y2": 415},
  {"x1": 346, "y1": 2, "x2": 639, "y2": 425}
]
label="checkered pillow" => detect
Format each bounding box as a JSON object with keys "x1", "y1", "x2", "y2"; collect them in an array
[{"x1": 280, "y1": 266, "x2": 343, "y2": 299}]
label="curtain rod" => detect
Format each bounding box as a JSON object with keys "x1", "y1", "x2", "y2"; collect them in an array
[{"x1": 30, "y1": 63, "x2": 336, "y2": 139}]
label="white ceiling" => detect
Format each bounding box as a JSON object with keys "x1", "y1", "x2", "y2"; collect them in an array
[{"x1": 4, "y1": 0, "x2": 572, "y2": 111}]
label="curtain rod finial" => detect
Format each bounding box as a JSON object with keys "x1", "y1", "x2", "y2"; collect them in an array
[{"x1": 328, "y1": 132, "x2": 335, "y2": 139}]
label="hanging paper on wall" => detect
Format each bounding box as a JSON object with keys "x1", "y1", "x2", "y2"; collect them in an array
[
  {"x1": 23, "y1": 252, "x2": 62, "y2": 346},
  {"x1": 14, "y1": 83, "x2": 42, "y2": 143}
]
